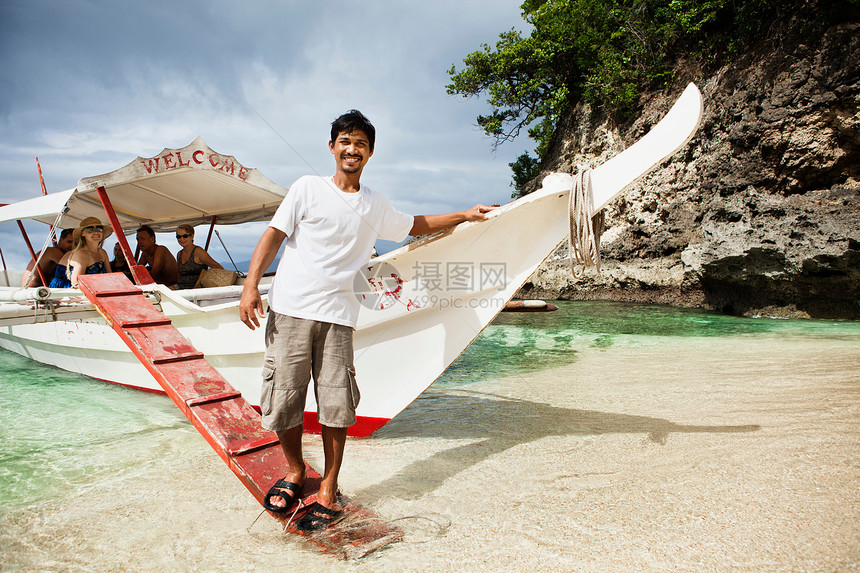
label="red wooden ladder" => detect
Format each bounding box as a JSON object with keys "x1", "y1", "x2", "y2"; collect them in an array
[{"x1": 76, "y1": 273, "x2": 399, "y2": 558}]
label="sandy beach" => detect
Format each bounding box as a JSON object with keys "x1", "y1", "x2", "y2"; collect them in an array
[{"x1": 1, "y1": 333, "x2": 858, "y2": 572}]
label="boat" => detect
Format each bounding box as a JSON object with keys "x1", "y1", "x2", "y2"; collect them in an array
[{"x1": 0, "y1": 84, "x2": 703, "y2": 437}]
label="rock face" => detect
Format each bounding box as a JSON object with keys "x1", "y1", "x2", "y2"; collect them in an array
[{"x1": 519, "y1": 19, "x2": 860, "y2": 319}]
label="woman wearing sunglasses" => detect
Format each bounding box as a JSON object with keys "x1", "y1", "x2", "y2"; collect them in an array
[
  {"x1": 174, "y1": 224, "x2": 224, "y2": 290},
  {"x1": 48, "y1": 217, "x2": 113, "y2": 288}
]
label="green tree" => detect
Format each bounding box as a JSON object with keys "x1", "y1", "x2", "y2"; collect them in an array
[
  {"x1": 448, "y1": 0, "x2": 854, "y2": 189},
  {"x1": 509, "y1": 152, "x2": 542, "y2": 197}
]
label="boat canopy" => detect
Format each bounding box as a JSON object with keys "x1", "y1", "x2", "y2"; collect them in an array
[{"x1": 0, "y1": 136, "x2": 289, "y2": 234}]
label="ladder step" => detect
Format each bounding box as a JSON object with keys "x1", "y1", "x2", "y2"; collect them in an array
[
  {"x1": 121, "y1": 324, "x2": 201, "y2": 364},
  {"x1": 152, "y1": 351, "x2": 205, "y2": 364},
  {"x1": 121, "y1": 318, "x2": 172, "y2": 328},
  {"x1": 93, "y1": 288, "x2": 142, "y2": 297},
  {"x1": 91, "y1": 298, "x2": 168, "y2": 326},
  {"x1": 151, "y1": 360, "x2": 234, "y2": 401},
  {"x1": 187, "y1": 390, "x2": 243, "y2": 407},
  {"x1": 227, "y1": 435, "x2": 282, "y2": 457}
]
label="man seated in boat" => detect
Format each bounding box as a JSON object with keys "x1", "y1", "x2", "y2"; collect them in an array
[
  {"x1": 135, "y1": 225, "x2": 179, "y2": 286},
  {"x1": 240, "y1": 109, "x2": 494, "y2": 531},
  {"x1": 21, "y1": 228, "x2": 73, "y2": 288}
]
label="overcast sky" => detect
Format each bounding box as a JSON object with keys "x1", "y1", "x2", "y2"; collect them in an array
[{"x1": 0, "y1": 1, "x2": 531, "y2": 270}]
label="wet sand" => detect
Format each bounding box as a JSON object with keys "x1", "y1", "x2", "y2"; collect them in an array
[{"x1": 1, "y1": 334, "x2": 858, "y2": 571}]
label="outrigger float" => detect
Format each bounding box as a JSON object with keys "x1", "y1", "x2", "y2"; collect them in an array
[
  {"x1": 503, "y1": 299, "x2": 559, "y2": 312},
  {"x1": 0, "y1": 84, "x2": 703, "y2": 557}
]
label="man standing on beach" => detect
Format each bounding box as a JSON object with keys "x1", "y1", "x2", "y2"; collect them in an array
[{"x1": 239, "y1": 109, "x2": 493, "y2": 531}]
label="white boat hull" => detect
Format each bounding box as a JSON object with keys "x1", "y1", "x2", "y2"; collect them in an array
[
  {"x1": 0, "y1": 173, "x2": 575, "y2": 435},
  {"x1": 0, "y1": 171, "x2": 572, "y2": 435}
]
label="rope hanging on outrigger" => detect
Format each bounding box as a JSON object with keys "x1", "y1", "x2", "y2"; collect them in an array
[{"x1": 567, "y1": 169, "x2": 605, "y2": 278}]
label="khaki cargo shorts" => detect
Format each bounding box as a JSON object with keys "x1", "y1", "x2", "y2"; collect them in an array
[{"x1": 260, "y1": 312, "x2": 360, "y2": 431}]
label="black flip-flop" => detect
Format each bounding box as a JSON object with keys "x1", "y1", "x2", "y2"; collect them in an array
[
  {"x1": 263, "y1": 478, "x2": 302, "y2": 513},
  {"x1": 295, "y1": 502, "x2": 344, "y2": 531}
]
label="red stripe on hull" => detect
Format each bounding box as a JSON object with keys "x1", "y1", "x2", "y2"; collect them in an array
[
  {"x1": 302, "y1": 412, "x2": 392, "y2": 438},
  {"x1": 91, "y1": 377, "x2": 165, "y2": 394},
  {"x1": 92, "y1": 377, "x2": 392, "y2": 437}
]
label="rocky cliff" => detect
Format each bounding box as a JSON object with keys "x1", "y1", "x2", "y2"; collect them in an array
[{"x1": 518, "y1": 18, "x2": 860, "y2": 319}]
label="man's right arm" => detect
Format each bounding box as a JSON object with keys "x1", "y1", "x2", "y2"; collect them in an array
[
  {"x1": 21, "y1": 259, "x2": 36, "y2": 287},
  {"x1": 410, "y1": 204, "x2": 495, "y2": 236},
  {"x1": 239, "y1": 227, "x2": 286, "y2": 330},
  {"x1": 22, "y1": 248, "x2": 60, "y2": 287}
]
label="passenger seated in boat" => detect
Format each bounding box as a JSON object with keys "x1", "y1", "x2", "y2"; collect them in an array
[
  {"x1": 135, "y1": 225, "x2": 179, "y2": 286},
  {"x1": 21, "y1": 228, "x2": 74, "y2": 288},
  {"x1": 174, "y1": 224, "x2": 224, "y2": 289},
  {"x1": 109, "y1": 242, "x2": 135, "y2": 282},
  {"x1": 48, "y1": 217, "x2": 113, "y2": 288}
]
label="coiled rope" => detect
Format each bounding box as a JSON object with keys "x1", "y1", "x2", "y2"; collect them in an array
[{"x1": 567, "y1": 169, "x2": 604, "y2": 278}]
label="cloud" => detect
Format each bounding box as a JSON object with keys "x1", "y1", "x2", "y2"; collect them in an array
[{"x1": 0, "y1": 1, "x2": 531, "y2": 270}]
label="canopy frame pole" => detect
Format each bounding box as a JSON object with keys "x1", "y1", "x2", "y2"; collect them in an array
[
  {"x1": 16, "y1": 220, "x2": 47, "y2": 287},
  {"x1": 0, "y1": 205, "x2": 7, "y2": 286},
  {"x1": 36, "y1": 157, "x2": 48, "y2": 196},
  {"x1": 204, "y1": 216, "x2": 217, "y2": 250},
  {"x1": 94, "y1": 186, "x2": 155, "y2": 285},
  {"x1": 35, "y1": 157, "x2": 56, "y2": 246},
  {"x1": 0, "y1": 246, "x2": 9, "y2": 287}
]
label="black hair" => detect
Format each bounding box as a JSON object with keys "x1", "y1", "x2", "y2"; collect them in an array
[
  {"x1": 59, "y1": 228, "x2": 73, "y2": 240},
  {"x1": 136, "y1": 225, "x2": 155, "y2": 238},
  {"x1": 330, "y1": 109, "x2": 376, "y2": 152}
]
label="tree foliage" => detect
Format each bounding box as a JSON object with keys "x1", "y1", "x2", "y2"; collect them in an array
[
  {"x1": 509, "y1": 151, "x2": 542, "y2": 191},
  {"x1": 448, "y1": 0, "x2": 857, "y2": 195}
]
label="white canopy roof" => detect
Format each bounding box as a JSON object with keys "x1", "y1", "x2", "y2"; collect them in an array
[{"x1": 0, "y1": 136, "x2": 289, "y2": 234}]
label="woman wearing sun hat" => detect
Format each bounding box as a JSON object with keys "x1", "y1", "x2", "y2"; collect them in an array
[{"x1": 48, "y1": 217, "x2": 113, "y2": 288}]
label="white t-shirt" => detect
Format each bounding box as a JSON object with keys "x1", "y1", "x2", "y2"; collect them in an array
[{"x1": 267, "y1": 175, "x2": 414, "y2": 328}]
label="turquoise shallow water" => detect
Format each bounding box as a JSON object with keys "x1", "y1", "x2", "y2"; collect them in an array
[
  {"x1": 1, "y1": 301, "x2": 858, "y2": 518},
  {"x1": 0, "y1": 357, "x2": 190, "y2": 516},
  {"x1": 437, "y1": 301, "x2": 860, "y2": 385}
]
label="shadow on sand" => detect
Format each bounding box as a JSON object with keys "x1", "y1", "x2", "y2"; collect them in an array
[{"x1": 355, "y1": 388, "x2": 760, "y2": 500}]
